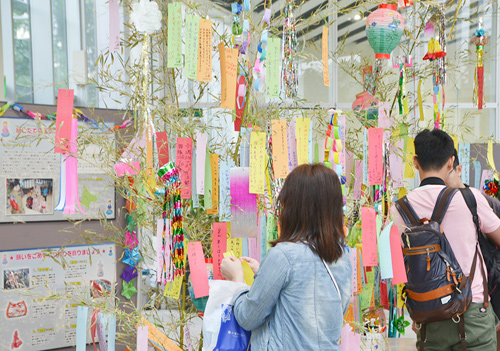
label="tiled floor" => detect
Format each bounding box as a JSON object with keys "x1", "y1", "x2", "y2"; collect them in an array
[{"x1": 387, "y1": 337, "x2": 416, "y2": 350}]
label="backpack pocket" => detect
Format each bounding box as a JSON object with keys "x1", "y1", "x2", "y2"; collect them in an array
[{"x1": 404, "y1": 244, "x2": 446, "y2": 283}]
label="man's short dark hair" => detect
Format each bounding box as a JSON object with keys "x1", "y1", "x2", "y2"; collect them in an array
[{"x1": 414, "y1": 129, "x2": 455, "y2": 171}]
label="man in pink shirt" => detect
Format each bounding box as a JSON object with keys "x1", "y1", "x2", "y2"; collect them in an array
[{"x1": 393, "y1": 129, "x2": 500, "y2": 350}]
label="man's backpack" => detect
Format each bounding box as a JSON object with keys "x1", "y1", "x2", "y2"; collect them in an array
[
  {"x1": 459, "y1": 187, "x2": 499, "y2": 318},
  {"x1": 396, "y1": 187, "x2": 483, "y2": 351}
]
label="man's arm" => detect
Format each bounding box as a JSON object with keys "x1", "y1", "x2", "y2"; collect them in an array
[{"x1": 475, "y1": 189, "x2": 500, "y2": 246}]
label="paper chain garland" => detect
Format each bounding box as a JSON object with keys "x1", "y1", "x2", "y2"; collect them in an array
[
  {"x1": 281, "y1": 0, "x2": 298, "y2": 98},
  {"x1": 158, "y1": 162, "x2": 185, "y2": 281}
]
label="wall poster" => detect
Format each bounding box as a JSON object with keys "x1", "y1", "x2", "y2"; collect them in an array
[{"x1": 0, "y1": 117, "x2": 116, "y2": 223}]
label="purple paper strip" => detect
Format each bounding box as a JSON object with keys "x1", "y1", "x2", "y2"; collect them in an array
[
  {"x1": 230, "y1": 167, "x2": 258, "y2": 238},
  {"x1": 287, "y1": 118, "x2": 298, "y2": 172}
]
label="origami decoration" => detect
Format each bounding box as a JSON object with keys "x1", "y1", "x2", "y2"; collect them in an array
[
  {"x1": 122, "y1": 247, "x2": 142, "y2": 267},
  {"x1": 120, "y1": 266, "x2": 138, "y2": 283},
  {"x1": 121, "y1": 280, "x2": 137, "y2": 300}
]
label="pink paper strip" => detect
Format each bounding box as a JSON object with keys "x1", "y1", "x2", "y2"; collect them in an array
[
  {"x1": 114, "y1": 162, "x2": 140, "y2": 177},
  {"x1": 390, "y1": 225, "x2": 408, "y2": 284},
  {"x1": 176, "y1": 137, "x2": 193, "y2": 199},
  {"x1": 109, "y1": 0, "x2": 120, "y2": 52},
  {"x1": 340, "y1": 324, "x2": 351, "y2": 351},
  {"x1": 212, "y1": 222, "x2": 227, "y2": 280},
  {"x1": 155, "y1": 131, "x2": 169, "y2": 167},
  {"x1": 390, "y1": 139, "x2": 404, "y2": 188},
  {"x1": 54, "y1": 89, "x2": 74, "y2": 153},
  {"x1": 368, "y1": 128, "x2": 383, "y2": 185},
  {"x1": 287, "y1": 119, "x2": 298, "y2": 172},
  {"x1": 230, "y1": 167, "x2": 258, "y2": 238},
  {"x1": 187, "y1": 241, "x2": 210, "y2": 298},
  {"x1": 196, "y1": 133, "x2": 208, "y2": 194},
  {"x1": 353, "y1": 160, "x2": 363, "y2": 200},
  {"x1": 345, "y1": 149, "x2": 354, "y2": 188},
  {"x1": 156, "y1": 219, "x2": 164, "y2": 283},
  {"x1": 361, "y1": 207, "x2": 378, "y2": 266},
  {"x1": 97, "y1": 313, "x2": 108, "y2": 351},
  {"x1": 248, "y1": 238, "x2": 257, "y2": 260},
  {"x1": 136, "y1": 325, "x2": 149, "y2": 351}
]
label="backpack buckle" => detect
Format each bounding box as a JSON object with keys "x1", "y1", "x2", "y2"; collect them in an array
[
  {"x1": 415, "y1": 322, "x2": 422, "y2": 330},
  {"x1": 452, "y1": 315, "x2": 461, "y2": 323}
]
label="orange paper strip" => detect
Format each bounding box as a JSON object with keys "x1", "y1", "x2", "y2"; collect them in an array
[
  {"x1": 271, "y1": 119, "x2": 289, "y2": 179},
  {"x1": 221, "y1": 47, "x2": 238, "y2": 110},
  {"x1": 322, "y1": 26, "x2": 330, "y2": 87}
]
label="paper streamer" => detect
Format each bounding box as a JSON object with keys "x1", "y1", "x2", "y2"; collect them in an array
[
  {"x1": 54, "y1": 89, "x2": 74, "y2": 153},
  {"x1": 459, "y1": 143, "x2": 470, "y2": 185},
  {"x1": 389, "y1": 139, "x2": 404, "y2": 188},
  {"x1": 196, "y1": 133, "x2": 208, "y2": 194},
  {"x1": 136, "y1": 325, "x2": 149, "y2": 351},
  {"x1": 155, "y1": 131, "x2": 169, "y2": 167},
  {"x1": 230, "y1": 167, "x2": 258, "y2": 238},
  {"x1": 296, "y1": 118, "x2": 310, "y2": 166},
  {"x1": 109, "y1": 0, "x2": 120, "y2": 52},
  {"x1": 187, "y1": 241, "x2": 210, "y2": 298},
  {"x1": 266, "y1": 37, "x2": 281, "y2": 98},
  {"x1": 213, "y1": 222, "x2": 228, "y2": 279},
  {"x1": 353, "y1": 160, "x2": 363, "y2": 200},
  {"x1": 219, "y1": 160, "x2": 233, "y2": 221},
  {"x1": 378, "y1": 222, "x2": 394, "y2": 279},
  {"x1": 76, "y1": 306, "x2": 88, "y2": 351},
  {"x1": 390, "y1": 225, "x2": 408, "y2": 284},
  {"x1": 249, "y1": 131, "x2": 266, "y2": 194},
  {"x1": 271, "y1": 120, "x2": 289, "y2": 179},
  {"x1": 368, "y1": 128, "x2": 383, "y2": 185},
  {"x1": 361, "y1": 207, "x2": 377, "y2": 266},
  {"x1": 167, "y1": 3, "x2": 182, "y2": 68},
  {"x1": 322, "y1": 26, "x2": 330, "y2": 87},
  {"x1": 488, "y1": 140, "x2": 497, "y2": 179},
  {"x1": 176, "y1": 138, "x2": 193, "y2": 199},
  {"x1": 197, "y1": 19, "x2": 212, "y2": 82},
  {"x1": 287, "y1": 119, "x2": 298, "y2": 172},
  {"x1": 474, "y1": 161, "x2": 481, "y2": 189},
  {"x1": 363, "y1": 128, "x2": 368, "y2": 185},
  {"x1": 185, "y1": 15, "x2": 200, "y2": 80}
]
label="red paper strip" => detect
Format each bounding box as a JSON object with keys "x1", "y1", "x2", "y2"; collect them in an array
[
  {"x1": 212, "y1": 222, "x2": 227, "y2": 280},
  {"x1": 361, "y1": 207, "x2": 378, "y2": 266},
  {"x1": 380, "y1": 280, "x2": 389, "y2": 309},
  {"x1": 390, "y1": 225, "x2": 408, "y2": 284},
  {"x1": 155, "y1": 132, "x2": 169, "y2": 167},
  {"x1": 368, "y1": 128, "x2": 383, "y2": 185},
  {"x1": 54, "y1": 89, "x2": 74, "y2": 153},
  {"x1": 176, "y1": 137, "x2": 193, "y2": 199},
  {"x1": 478, "y1": 66, "x2": 484, "y2": 110},
  {"x1": 187, "y1": 241, "x2": 210, "y2": 298}
]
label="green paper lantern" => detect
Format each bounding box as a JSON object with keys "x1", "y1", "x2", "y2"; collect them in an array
[{"x1": 366, "y1": 4, "x2": 405, "y2": 59}]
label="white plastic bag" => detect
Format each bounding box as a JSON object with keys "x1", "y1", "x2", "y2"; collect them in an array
[{"x1": 202, "y1": 280, "x2": 249, "y2": 351}]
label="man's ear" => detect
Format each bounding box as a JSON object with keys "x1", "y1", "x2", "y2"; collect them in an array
[
  {"x1": 457, "y1": 164, "x2": 463, "y2": 178},
  {"x1": 413, "y1": 156, "x2": 420, "y2": 170}
]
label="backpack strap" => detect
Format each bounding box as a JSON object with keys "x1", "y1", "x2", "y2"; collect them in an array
[
  {"x1": 459, "y1": 187, "x2": 489, "y2": 306},
  {"x1": 431, "y1": 187, "x2": 458, "y2": 224},
  {"x1": 395, "y1": 196, "x2": 420, "y2": 227}
]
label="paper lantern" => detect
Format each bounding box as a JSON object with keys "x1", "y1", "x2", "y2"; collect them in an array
[{"x1": 366, "y1": 4, "x2": 405, "y2": 59}]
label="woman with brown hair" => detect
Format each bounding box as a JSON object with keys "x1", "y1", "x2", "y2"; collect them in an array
[{"x1": 221, "y1": 164, "x2": 352, "y2": 350}]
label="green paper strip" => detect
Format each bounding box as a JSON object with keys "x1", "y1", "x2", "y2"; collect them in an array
[
  {"x1": 314, "y1": 143, "x2": 319, "y2": 163},
  {"x1": 266, "y1": 37, "x2": 281, "y2": 98},
  {"x1": 185, "y1": 15, "x2": 200, "y2": 80},
  {"x1": 167, "y1": 3, "x2": 183, "y2": 68}
]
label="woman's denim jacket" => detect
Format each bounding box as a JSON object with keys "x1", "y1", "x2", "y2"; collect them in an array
[{"x1": 232, "y1": 241, "x2": 352, "y2": 351}]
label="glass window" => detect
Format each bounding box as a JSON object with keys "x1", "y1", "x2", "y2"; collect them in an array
[
  {"x1": 12, "y1": 0, "x2": 34, "y2": 103},
  {"x1": 51, "y1": 0, "x2": 68, "y2": 92}
]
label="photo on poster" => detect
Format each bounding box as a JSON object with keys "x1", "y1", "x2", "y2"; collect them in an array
[
  {"x1": 90, "y1": 279, "x2": 112, "y2": 298},
  {"x1": 5, "y1": 178, "x2": 53, "y2": 215},
  {"x1": 3, "y1": 268, "x2": 30, "y2": 290}
]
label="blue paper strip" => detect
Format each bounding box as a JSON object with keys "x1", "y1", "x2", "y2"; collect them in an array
[
  {"x1": 242, "y1": 238, "x2": 249, "y2": 257},
  {"x1": 76, "y1": 306, "x2": 88, "y2": 351},
  {"x1": 107, "y1": 314, "x2": 116, "y2": 351},
  {"x1": 459, "y1": 143, "x2": 471, "y2": 185},
  {"x1": 239, "y1": 127, "x2": 251, "y2": 167},
  {"x1": 474, "y1": 161, "x2": 482, "y2": 189},
  {"x1": 219, "y1": 160, "x2": 234, "y2": 221},
  {"x1": 378, "y1": 222, "x2": 394, "y2": 280}
]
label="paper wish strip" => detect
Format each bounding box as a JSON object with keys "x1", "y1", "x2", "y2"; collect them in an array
[
  {"x1": 322, "y1": 26, "x2": 330, "y2": 87},
  {"x1": 271, "y1": 119, "x2": 288, "y2": 179},
  {"x1": 212, "y1": 222, "x2": 227, "y2": 280},
  {"x1": 195, "y1": 133, "x2": 208, "y2": 194},
  {"x1": 230, "y1": 167, "x2": 258, "y2": 238},
  {"x1": 54, "y1": 89, "x2": 74, "y2": 153},
  {"x1": 249, "y1": 131, "x2": 266, "y2": 194},
  {"x1": 176, "y1": 137, "x2": 193, "y2": 199},
  {"x1": 219, "y1": 45, "x2": 238, "y2": 110},
  {"x1": 295, "y1": 117, "x2": 310, "y2": 166},
  {"x1": 266, "y1": 37, "x2": 281, "y2": 98},
  {"x1": 185, "y1": 15, "x2": 200, "y2": 80},
  {"x1": 207, "y1": 153, "x2": 219, "y2": 214},
  {"x1": 155, "y1": 131, "x2": 169, "y2": 167},
  {"x1": 109, "y1": 0, "x2": 120, "y2": 52},
  {"x1": 361, "y1": 207, "x2": 377, "y2": 266},
  {"x1": 197, "y1": 19, "x2": 212, "y2": 82},
  {"x1": 167, "y1": 3, "x2": 182, "y2": 68},
  {"x1": 368, "y1": 127, "x2": 383, "y2": 185},
  {"x1": 187, "y1": 241, "x2": 210, "y2": 298},
  {"x1": 287, "y1": 118, "x2": 298, "y2": 172}
]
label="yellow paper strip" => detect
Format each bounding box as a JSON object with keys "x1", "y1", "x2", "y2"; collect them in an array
[
  {"x1": 404, "y1": 137, "x2": 415, "y2": 178},
  {"x1": 241, "y1": 261, "x2": 254, "y2": 286},
  {"x1": 322, "y1": 26, "x2": 330, "y2": 87},
  {"x1": 223, "y1": 250, "x2": 236, "y2": 258},
  {"x1": 197, "y1": 19, "x2": 212, "y2": 82},
  {"x1": 418, "y1": 79, "x2": 424, "y2": 121},
  {"x1": 249, "y1": 131, "x2": 266, "y2": 194},
  {"x1": 296, "y1": 117, "x2": 311, "y2": 165},
  {"x1": 207, "y1": 154, "x2": 219, "y2": 214},
  {"x1": 451, "y1": 135, "x2": 459, "y2": 149},
  {"x1": 164, "y1": 275, "x2": 183, "y2": 300},
  {"x1": 488, "y1": 140, "x2": 498, "y2": 180},
  {"x1": 271, "y1": 119, "x2": 289, "y2": 179},
  {"x1": 396, "y1": 283, "x2": 405, "y2": 308},
  {"x1": 227, "y1": 238, "x2": 243, "y2": 258}
]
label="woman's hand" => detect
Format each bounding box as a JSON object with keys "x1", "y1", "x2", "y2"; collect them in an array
[
  {"x1": 221, "y1": 257, "x2": 244, "y2": 283},
  {"x1": 240, "y1": 257, "x2": 260, "y2": 274}
]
